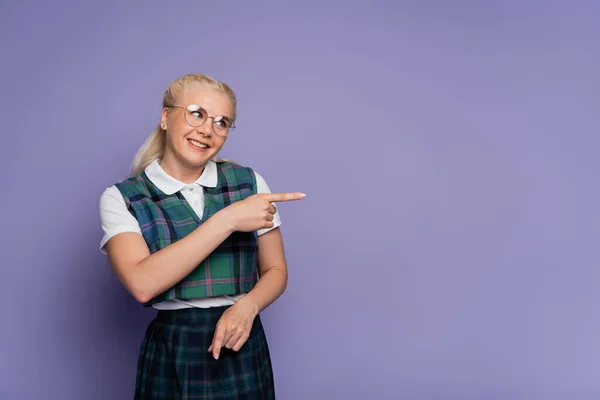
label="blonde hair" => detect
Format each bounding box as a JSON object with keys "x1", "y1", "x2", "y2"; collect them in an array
[{"x1": 131, "y1": 73, "x2": 238, "y2": 175}]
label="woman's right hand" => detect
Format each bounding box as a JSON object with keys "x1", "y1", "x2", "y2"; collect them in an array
[{"x1": 220, "y1": 192, "x2": 306, "y2": 232}]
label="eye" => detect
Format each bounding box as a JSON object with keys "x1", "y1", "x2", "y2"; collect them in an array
[
  {"x1": 214, "y1": 116, "x2": 231, "y2": 128},
  {"x1": 186, "y1": 105, "x2": 206, "y2": 120}
]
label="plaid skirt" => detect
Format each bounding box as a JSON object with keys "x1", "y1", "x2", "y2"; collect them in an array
[{"x1": 134, "y1": 306, "x2": 276, "y2": 399}]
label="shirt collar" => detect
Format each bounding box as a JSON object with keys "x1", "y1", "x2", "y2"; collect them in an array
[{"x1": 144, "y1": 159, "x2": 218, "y2": 195}]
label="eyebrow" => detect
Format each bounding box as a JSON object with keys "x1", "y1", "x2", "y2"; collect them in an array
[{"x1": 176, "y1": 104, "x2": 233, "y2": 119}]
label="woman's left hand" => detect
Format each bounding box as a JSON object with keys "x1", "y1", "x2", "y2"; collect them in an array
[{"x1": 208, "y1": 297, "x2": 259, "y2": 359}]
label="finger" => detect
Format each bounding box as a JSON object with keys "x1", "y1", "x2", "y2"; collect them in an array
[
  {"x1": 232, "y1": 333, "x2": 250, "y2": 352},
  {"x1": 261, "y1": 202, "x2": 276, "y2": 215},
  {"x1": 220, "y1": 328, "x2": 235, "y2": 351},
  {"x1": 223, "y1": 322, "x2": 241, "y2": 349},
  {"x1": 225, "y1": 330, "x2": 241, "y2": 349},
  {"x1": 211, "y1": 323, "x2": 227, "y2": 360},
  {"x1": 262, "y1": 192, "x2": 306, "y2": 203},
  {"x1": 265, "y1": 213, "x2": 274, "y2": 221}
]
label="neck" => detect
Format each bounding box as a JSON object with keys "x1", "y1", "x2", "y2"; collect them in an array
[{"x1": 158, "y1": 153, "x2": 207, "y2": 184}]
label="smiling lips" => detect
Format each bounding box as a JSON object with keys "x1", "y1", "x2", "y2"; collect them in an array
[{"x1": 187, "y1": 138, "x2": 209, "y2": 150}]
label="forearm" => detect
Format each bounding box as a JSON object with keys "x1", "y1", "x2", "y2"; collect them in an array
[
  {"x1": 242, "y1": 266, "x2": 288, "y2": 314},
  {"x1": 132, "y1": 211, "x2": 233, "y2": 302}
]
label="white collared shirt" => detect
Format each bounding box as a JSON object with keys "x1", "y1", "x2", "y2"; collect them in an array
[{"x1": 99, "y1": 159, "x2": 281, "y2": 309}]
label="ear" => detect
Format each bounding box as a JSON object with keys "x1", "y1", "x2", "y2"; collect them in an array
[{"x1": 160, "y1": 108, "x2": 169, "y2": 130}]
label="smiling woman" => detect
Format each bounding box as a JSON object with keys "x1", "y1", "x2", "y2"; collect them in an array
[
  {"x1": 131, "y1": 74, "x2": 239, "y2": 177},
  {"x1": 99, "y1": 73, "x2": 305, "y2": 399}
]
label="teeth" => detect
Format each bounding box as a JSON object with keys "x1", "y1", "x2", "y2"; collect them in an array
[{"x1": 189, "y1": 139, "x2": 208, "y2": 148}]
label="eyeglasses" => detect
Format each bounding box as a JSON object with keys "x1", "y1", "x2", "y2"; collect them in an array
[{"x1": 167, "y1": 104, "x2": 236, "y2": 137}]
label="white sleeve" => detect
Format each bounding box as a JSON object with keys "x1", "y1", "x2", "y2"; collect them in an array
[
  {"x1": 99, "y1": 185, "x2": 142, "y2": 254},
  {"x1": 254, "y1": 171, "x2": 281, "y2": 236}
]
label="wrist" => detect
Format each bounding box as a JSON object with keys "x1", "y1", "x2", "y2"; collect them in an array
[
  {"x1": 239, "y1": 296, "x2": 260, "y2": 317},
  {"x1": 213, "y1": 208, "x2": 235, "y2": 234}
]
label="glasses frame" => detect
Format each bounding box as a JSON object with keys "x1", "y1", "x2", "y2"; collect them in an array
[{"x1": 166, "y1": 104, "x2": 236, "y2": 137}]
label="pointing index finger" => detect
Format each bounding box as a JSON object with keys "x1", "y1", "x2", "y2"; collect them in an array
[{"x1": 263, "y1": 192, "x2": 306, "y2": 203}]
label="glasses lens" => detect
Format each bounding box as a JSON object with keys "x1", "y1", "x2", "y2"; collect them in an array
[
  {"x1": 185, "y1": 105, "x2": 207, "y2": 127},
  {"x1": 213, "y1": 116, "x2": 234, "y2": 136}
]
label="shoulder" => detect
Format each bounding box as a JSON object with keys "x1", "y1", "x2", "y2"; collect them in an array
[
  {"x1": 100, "y1": 185, "x2": 125, "y2": 204},
  {"x1": 216, "y1": 160, "x2": 253, "y2": 174},
  {"x1": 98, "y1": 184, "x2": 142, "y2": 253},
  {"x1": 215, "y1": 161, "x2": 273, "y2": 193},
  {"x1": 252, "y1": 171, "x2": 271, "y2": 194},
  {"x1": 215, "y1": 160, "x2": 257, "y2": 184},
  {"x1": 113, "y1": 173, "x2": 150, "y2": 199},
  {"x1": 99, "y1": 185, "x2": 132, "y2": 223}
]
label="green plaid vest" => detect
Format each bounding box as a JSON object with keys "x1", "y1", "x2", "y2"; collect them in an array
[{"x1": 114, "y1": 161, "x2": 259, "y2": 306}]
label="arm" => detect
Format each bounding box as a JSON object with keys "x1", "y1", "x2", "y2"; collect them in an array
[
  {"x1": 100, "y1": 184, "x2": 302, "y2": 305},
  {"x1": 105, "y1": 213, "x2": 234, "y2": 304},
  {"x1": 208, "y1": 226, "x2": 289, "y2": 359},
  {"x1": 100, "y1": 186, "x2": 235, "y2": 303},
  {"x1": 208, "y1": 171, "x2": 294, "y2": 359},
  {"x1": 242, "y1": 227, "x2": 289, "y2": 314},
  {"x1": 240, "y1": 171, "x2": 289, "y2": 313}
]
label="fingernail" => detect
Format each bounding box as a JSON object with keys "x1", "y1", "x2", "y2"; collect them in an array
[{"x1": 214, "y1": 353, "x2": 219, "y2": 360}]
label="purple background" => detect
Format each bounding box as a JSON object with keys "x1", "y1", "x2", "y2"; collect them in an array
[{"x1": 2, "y1": 1, "x2": 599, "y2": 399}]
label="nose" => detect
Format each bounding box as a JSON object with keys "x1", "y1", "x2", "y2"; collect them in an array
[{"x1": 196, "y1": 120, "x2": 213, "y2": 137}]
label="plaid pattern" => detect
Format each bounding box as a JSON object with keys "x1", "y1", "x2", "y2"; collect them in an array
[
  {"x1": 115, "y1": 162, "x2": 259, "y2": 306},
  {"x1": 135, "y1": 307, "x2": 276, "y2": 399}
]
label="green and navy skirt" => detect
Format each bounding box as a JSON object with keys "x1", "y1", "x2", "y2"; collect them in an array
[{"x1": 134, "y1": 306, "x2": 276, "y2": 399}]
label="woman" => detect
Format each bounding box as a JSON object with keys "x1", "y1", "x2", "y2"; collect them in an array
[{"x1": 99, "y1": 73, "x2": 305, "y2": 399}]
